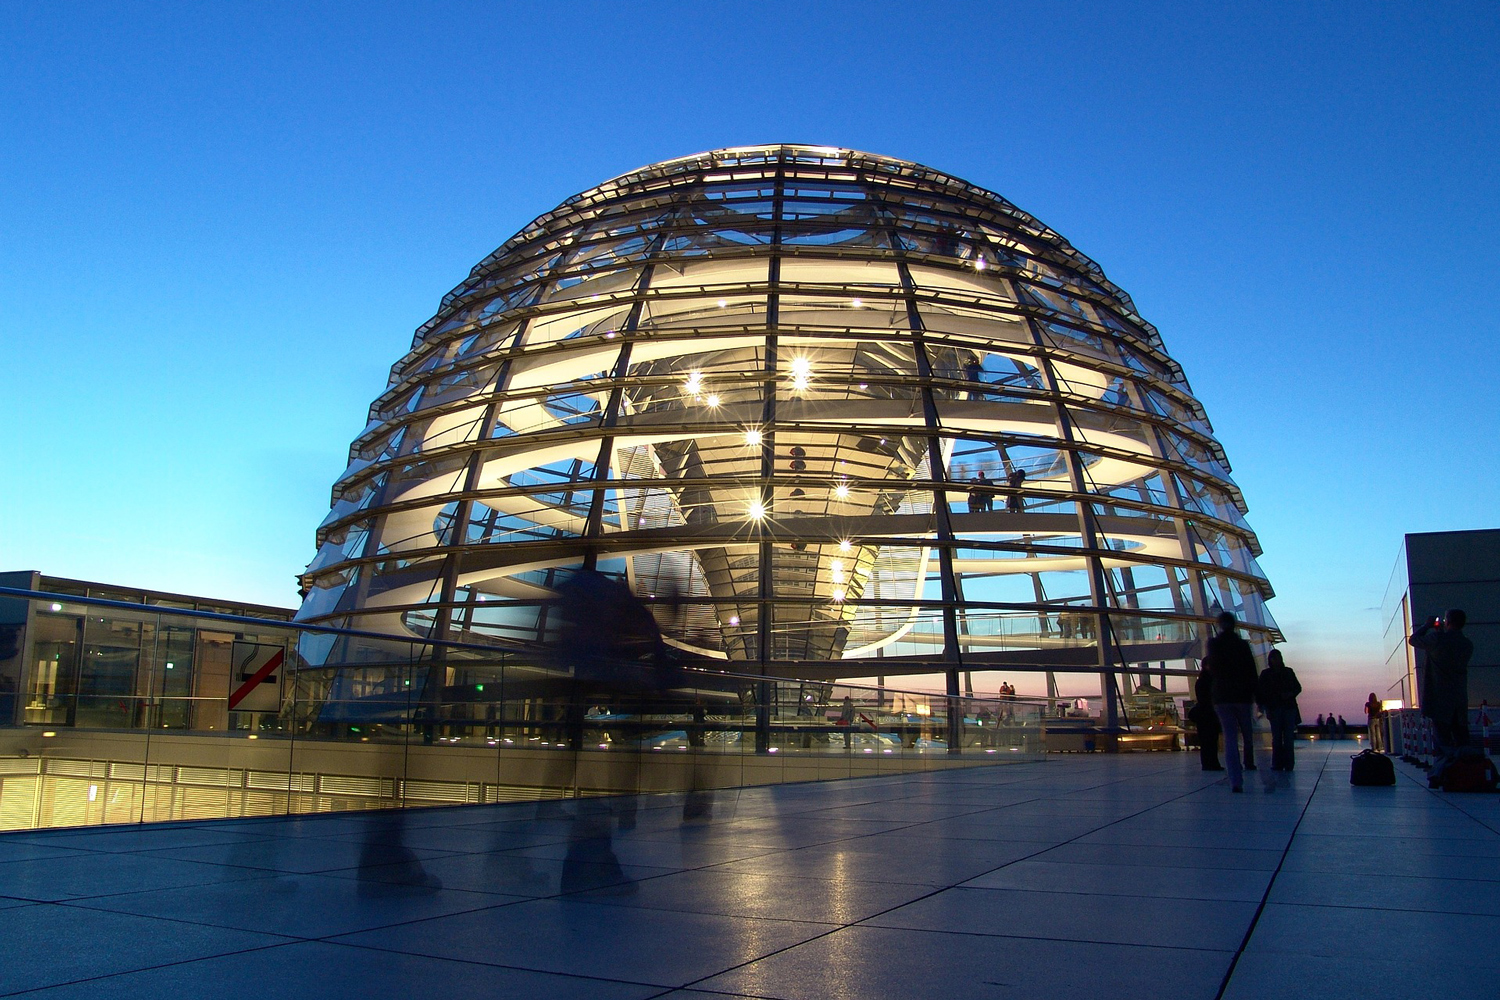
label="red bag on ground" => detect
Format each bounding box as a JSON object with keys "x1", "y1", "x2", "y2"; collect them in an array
[{"x1": 1440, "y1": 754, "x2": 1499, "y2": 793}]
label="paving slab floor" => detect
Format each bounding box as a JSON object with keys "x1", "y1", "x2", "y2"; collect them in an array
[{"x1": 1, "y1": 742, "x2": 1496, "y2": 999}]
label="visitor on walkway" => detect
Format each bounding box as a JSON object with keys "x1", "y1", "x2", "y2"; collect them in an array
[
  {"x1": 1366, "y1": 692, "x2": 1383, "y2": 750},
  {"x1": 970, "y1": 471, "x2": 991, "y2": 512},
  {"x1": 1256, "y1": 649, "x2": 1302, "y2": 771},
  {"x1": 1337, "y1": 714, "x2": 1347, "y2": 738},
  {"x1": 1410, "y1": 609, "x2": 1473, "y2": 786},
  {"x1": 1206, "y1": 611, "x2": 1258, "y2": 792},
  {"x1": 1191, "y1": 666, "x2": 1223, "y2": 771},
  {"x1": 1006, "y1": 467, "x2": 1026, "y2": 513}
]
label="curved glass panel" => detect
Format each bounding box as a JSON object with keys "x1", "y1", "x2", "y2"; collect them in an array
[{"x1": 298, "y1": 144, "x2": 1279, "y2": 682}]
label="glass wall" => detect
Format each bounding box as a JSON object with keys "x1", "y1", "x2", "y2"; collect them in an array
[
  {"x1": 297, "y1": 144, "x2": 1281, "y2": 728},
  {"x1": 0, "y1": 587, "x2": 1043, "y2": 833}
]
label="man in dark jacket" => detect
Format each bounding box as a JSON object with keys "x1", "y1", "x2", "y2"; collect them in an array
[
  {"x1": 1206, "y1": 612, "x2": 1259, "y2": 792},
  {"x1": 1410, "y1": 609, "x2": 1474, "y2": 786}
]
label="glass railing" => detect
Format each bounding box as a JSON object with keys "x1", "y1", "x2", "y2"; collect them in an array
[{"x1": 0, "y1": 587, "x2": 1045, "y2": 832}]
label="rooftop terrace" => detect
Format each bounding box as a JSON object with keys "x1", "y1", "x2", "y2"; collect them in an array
[{"x1": 1, "y1": 743, "x2": 1496, "y2": 999}]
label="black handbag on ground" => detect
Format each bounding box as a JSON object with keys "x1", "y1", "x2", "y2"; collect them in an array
[{"x1": 1350, "y1": 749, "x2": 1396, "y2": 786}]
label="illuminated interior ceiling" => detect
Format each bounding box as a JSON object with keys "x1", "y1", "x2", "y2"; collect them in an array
[{"x1": 296, "y1": 144, "x2": 1280, "y2": 678}]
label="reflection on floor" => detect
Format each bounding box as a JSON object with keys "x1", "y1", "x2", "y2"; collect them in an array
[{"x1": 0, "y1": 743, "x2": 1497, "y2": 998}]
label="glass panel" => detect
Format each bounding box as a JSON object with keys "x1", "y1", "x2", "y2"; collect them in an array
[{"x1": 0, "y1": 591, "x2": 1044, "y2": 833}]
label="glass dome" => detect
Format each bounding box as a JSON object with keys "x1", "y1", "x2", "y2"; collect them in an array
[{"x1": 297, "y1": 143, "x2": 1278, "y2": 700}]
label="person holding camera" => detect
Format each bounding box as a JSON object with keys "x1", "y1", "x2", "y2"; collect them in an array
[{"x1": 1410, "y1": 609, "x2": 1474, "y2": 786}]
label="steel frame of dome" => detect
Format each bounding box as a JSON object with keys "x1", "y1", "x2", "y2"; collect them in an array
[{"x1": 297, "y1": 143, "x2": 1280, "y2": 727}]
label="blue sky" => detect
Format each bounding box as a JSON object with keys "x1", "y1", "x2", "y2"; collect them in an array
[{"x1": 3, "y1": 2, "x2": 1496, "y2": 714}]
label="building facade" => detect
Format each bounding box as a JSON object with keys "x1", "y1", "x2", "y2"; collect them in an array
[
  {"x1": 296, "y1": 145, "x2": 1279, "y2": 718},
  {"x1": 1382, "y1": 529, "x2": 1500, "y2": 709},
  {"x1": 0, "y1": 571, "x2": 295, "y2": 730}
]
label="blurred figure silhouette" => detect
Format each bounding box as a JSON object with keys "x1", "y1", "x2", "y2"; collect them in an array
[
  {"x1": 559, "y1": 797, "x2": 637, "y2": 895},
  {"x1": 553, "y1": 568, "x2": 677, "y2": 696},
  {"x1": 549, "y1": 568, "x2": 714, "y2": 826},
  {"x1": 1191, "y1": 666, "x2": 1223, "y2": 771},
  {"x1": 357, "y1": 808, "x2": 442, "y2": 896}
]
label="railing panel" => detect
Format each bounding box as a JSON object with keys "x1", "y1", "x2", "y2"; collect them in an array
[{"x1": 0, "y1": 589, "x2": 1046, "y2": 833}]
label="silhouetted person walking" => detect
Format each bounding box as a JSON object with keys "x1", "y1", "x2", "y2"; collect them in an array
[
  {"x1": 1256, "y1": 649, "x2": 1302, "y2": 772},
  {"x1": 1410, "y1": 609, "x2": 1473, "y2": 786},
  {"x1": 1207, "y1": 612, "x2": 1258, "y2": 792}
]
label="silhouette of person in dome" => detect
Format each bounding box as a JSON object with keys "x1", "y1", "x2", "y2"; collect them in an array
[{"x1": 1006, "y1": 467, "x2": 1026, "y2": 513}]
